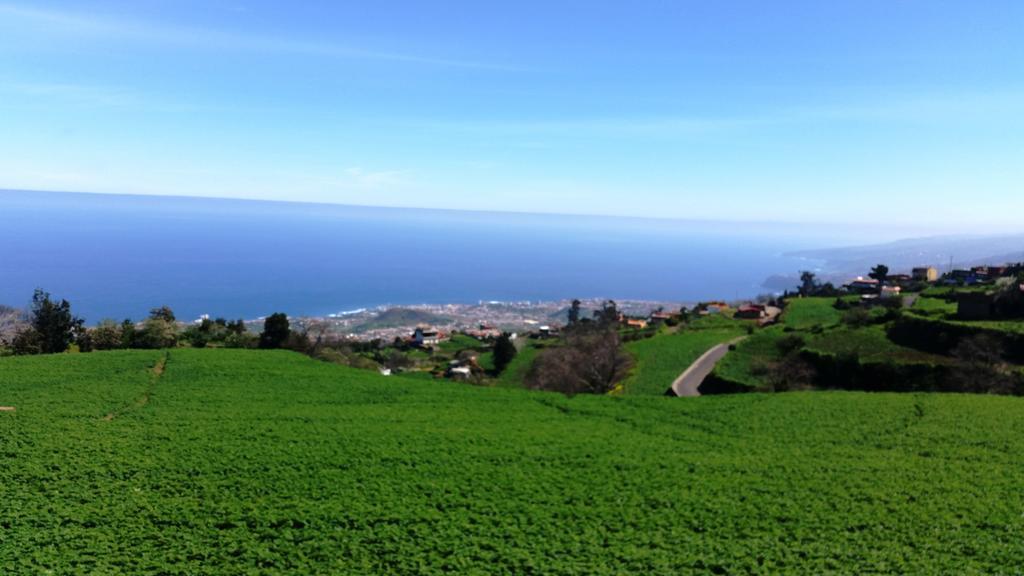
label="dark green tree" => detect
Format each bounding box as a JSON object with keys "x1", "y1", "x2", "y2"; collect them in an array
[
  {"x1": 149, "y1": 306, "x2": 176, "y2": 323},
  {"x1": 799, "y1": 271, "x2": 819, "y2": 297},
  {"x1": 20, "y1": 289, "x2": 84, "y2": 354},
  {"x1": 492, "y1": 333, "x2": 518, "y2": 373},
  {"x1": 593, "y1": 300, "x2": 619, "y2": 326},
  {"x1": 120, "y1": 319, "x2": 137, "y2": 348},
  {"x1": 226, "y1": 319, "x2": 247, "y2": 335},
  {"x1": 567, "y1": 299, "x2": 581, "y2": 325},
  {"x1": 869, "y1": 264, "x2": 890, "y2": 283},
  {"x1": 259, "y1": 313, "x2": 291, "y2": 349}
]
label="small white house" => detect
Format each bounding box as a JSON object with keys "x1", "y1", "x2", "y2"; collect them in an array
[
  {"x1": 413, "y1": 326, "x2": 441, "y2": 347},
  {"x1": 880, "y1": 285, "x2": 902, "y2": 299}
]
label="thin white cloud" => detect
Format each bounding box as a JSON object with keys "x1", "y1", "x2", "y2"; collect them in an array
[
  {"x1": 0, "y1": 3, "x2": 516, "y2": 70},
  {"x1": 0, "y1": 81, "x2": 136, "y2": 107},
  {"x1": 391, "y1": 88, "x2": 1024, "y2": 139}
]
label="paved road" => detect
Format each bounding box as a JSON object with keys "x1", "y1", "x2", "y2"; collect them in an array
[{"x1": 670, "y1": 337, "x2": 747, "y2": 397}]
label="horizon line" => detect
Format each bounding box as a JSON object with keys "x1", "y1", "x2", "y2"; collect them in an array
[{"x1": 0, "y1": 186, "x2": 967, "y2": 237}]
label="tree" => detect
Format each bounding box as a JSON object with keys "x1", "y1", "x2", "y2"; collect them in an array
[
  {"x1": 950, "y1": 334, "x2": 1018, "y2": 394},
  {"x1": 799, "y1": 271, "x2": 819, "y2": 297},
  {"x1": 525, "y1": 323, "x2": 633, "y2": 395},
  {"x1": 567, "y1": 299, "x2": 581, "y2": 325},
  {"x1": 149, "y1": 306, "x2": 176, "y2": 323},
  {"x1": 869, "y1": 264, "x2": 890, "y2": 284},
  {"x1": 678, "y1": 306, "x2": 691, "y2": 324},
  {"x1": 16, "y1": 289, "x2": 84, "y2": 355},
  {"x1": 259, "y1": 313, "x2": 291, "y2": 349},
  {"x1": 492, "y1": 332, "x2": 518, "y2": 373},
  {"x1": 120, "y1": 319, "x2": 137, "y2": 348},
  {"x1": 592, "y1": 300, "x2": 619, "y2": 326},
  {"x1": 137, "y1": 317, "x2": 179, "y2": 349},
  {"x1": 384, "y1": 349, "x2": 414, "y2": 372},
  {"x1": 226, "y1": 319, "x2": 247, "y2": 335}
]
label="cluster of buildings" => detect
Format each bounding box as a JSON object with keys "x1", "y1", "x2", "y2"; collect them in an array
[{"x1": 842, "y1": 263, "x2": 1024, "y2": 318}]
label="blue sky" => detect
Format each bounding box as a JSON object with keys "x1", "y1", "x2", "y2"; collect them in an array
[{"x1": 1, "y1": 1, "x2": 1022, "y2": 230}]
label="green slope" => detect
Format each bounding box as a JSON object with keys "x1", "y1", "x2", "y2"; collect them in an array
[
  {"x1": 3, "y1": 349, "x2": 1024, "y2": 574},
  {"x1": 624, "y1": 328, "x2": 744, "y2": 395}
]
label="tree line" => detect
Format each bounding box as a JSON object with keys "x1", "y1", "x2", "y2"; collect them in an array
[{"x1": 2, "y1": 289, "x2": 298, "y2": 355}]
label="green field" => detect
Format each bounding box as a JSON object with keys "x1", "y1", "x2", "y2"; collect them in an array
[
  {"x1": 624, "y1": 328, "x2": 743, "y2": 395},
  {"x1": 4, "y1": 350, "x2": 1024, "y2": 573},
  {"x1": 910, "y1": 296, "x2": 957, "y2": 317},
  {"x1": 804, "y1": 325, "x2": 950, "y2": 365},
  {"x1": 711, "y1": 326, "x2": 786, "y2": 388},
  {"x1": 780, "y1": 297, "x2": 845, "y2": 330}
]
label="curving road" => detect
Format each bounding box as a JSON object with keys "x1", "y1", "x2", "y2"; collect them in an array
[{"x1": 669, "y1": 337, "x2": 747, "y2": 397}]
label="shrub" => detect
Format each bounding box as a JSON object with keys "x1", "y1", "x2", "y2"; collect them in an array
[
  {"x1": 224, "y1": 332, "x2": 258, "y2": 349},
  {"x1": 775, "y1": 334, "x2": 806, "y2": 356},
  {"x1": 526, "y1": 324, "x2": 633, "y2": 395},
  {"x1": 90, "y1": 321, "x2": 124, "y2": 351},
  {"x1": 135, "y1": 319, "x2": 179, "y2": 349},
  {"x1": 842, "y1": 308, "x2": 872, "y2": 328}
]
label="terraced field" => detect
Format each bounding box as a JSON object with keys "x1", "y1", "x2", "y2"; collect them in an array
[
  {"x1": 3, "y1": 350, "x2": 1024, "y2": 573},
  {"x1": 780, "y1": 297, "x2": 846, "y2": 330},
  {"x1": 623, "y1": 327, "x2": 744, "y2": 395}
]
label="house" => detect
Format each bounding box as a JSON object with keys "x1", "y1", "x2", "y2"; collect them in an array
[
  {"x1": 649, "y1": 311, "x2": 673, "y2": 323},
  {"x1": 447, "y1": 365, "x2": 472, "y2": 379},
  {"x1": 912, "y1": 267, "x2": 939, "y2": 282},
  {"x1": 880, "y1": 285, "x2": 902, "y2": 299},
  {"x1": 846, "y1": 277, "x2": 880, "y2": 294},
  {"x1": 973, "y1": 265, "x2": 1009, "y2": 278},
  {"x1": 624, "y1": 318, "x2": 648, "y2": 329},
  {"x1": 734, "y1": 304, "x2": 766, "y2": 319},
  {"x1": 446, "y1": 356, "x2": 479, "y2": 379},
  {"x1": 698, "y1": 301, "x2": 729, "y2": 315},
  {"x1": 413, "y1": 326, "x2": 443, "y2": 347},
  {"x1": 536, "y1": 325, "x2": 560, "y2": 339},
  {"x1": 886, "y1": 274, "x2": 913, "y2": 286},
  {"x1": 957, "y1": 292, "x2": 995, "y2": 320},
  {"x1": 947, "y1": 269, "x2": 988, "y2": 286}
]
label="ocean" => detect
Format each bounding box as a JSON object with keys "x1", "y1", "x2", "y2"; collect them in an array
[{"x1": 0, "y1": 190, "x2": 890, "y2": 322}]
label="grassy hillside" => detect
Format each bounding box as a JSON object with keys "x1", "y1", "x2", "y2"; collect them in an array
[
  {"x1": 780, "y1": 297, "x2": 846, "y2": 330},
  {"x1": 3, "y1": 350, "x2": 1024, "y2": 573},
  {"x1": 623, "y1": 328, "x2": 744, "y2": 395},
  {"x1": 711, "y1": 326, "x2": 786, "y2": 388}
]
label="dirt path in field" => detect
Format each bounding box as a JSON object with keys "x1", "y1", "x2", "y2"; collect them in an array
[
  {"x1": 669, "y1": 337, "x2": 746, "y2": 397},
  {"x1": 102, "y1": 352, "x2": 168, "y2": 421}
]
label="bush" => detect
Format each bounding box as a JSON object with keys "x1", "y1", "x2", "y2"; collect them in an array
[
  {"x1": 224, "y1": 332, "x2": 258, "y2": 349},
  {"x1": 135, "y1": 319, "x2": 179, "y2": 349},
  {"x1": 90, "y1": 321, "x2": 124, "y2": 351},
  {"x1": 11, "y1": 327, "x2": 42, "y2": 355},
  {"x1": 526, "y1": 324, "x2": 633, "y2": 395},
  {"x1": 842, "y1": 308, "x2": 872, "y2": 328},
  {"x1": 775, "y1": 334, "x2": 806, "y2": 356}
]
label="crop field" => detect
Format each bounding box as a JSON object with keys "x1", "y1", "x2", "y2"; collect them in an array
[
  {"x1": 804, "y1": 325, "x2": 950, "y2": 365},
  {"x1": 4, "y1": 349, "x2": 1024, "y2": 574},
  {"x1": 624, "y1": 328, "x2": 743, "y2": 395},
  {"x1": 780, "y1": 297, "x2": 845, "y2": 330},
  {"x1": 710, "y1": 326, "x2": 785, "y2": 389},
  {"x1": 910, "y1": 296, "x2": 957, "y2": 317},
  {"x1": 492, "y1": 340, "x2": 544, "y2": 388}
]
